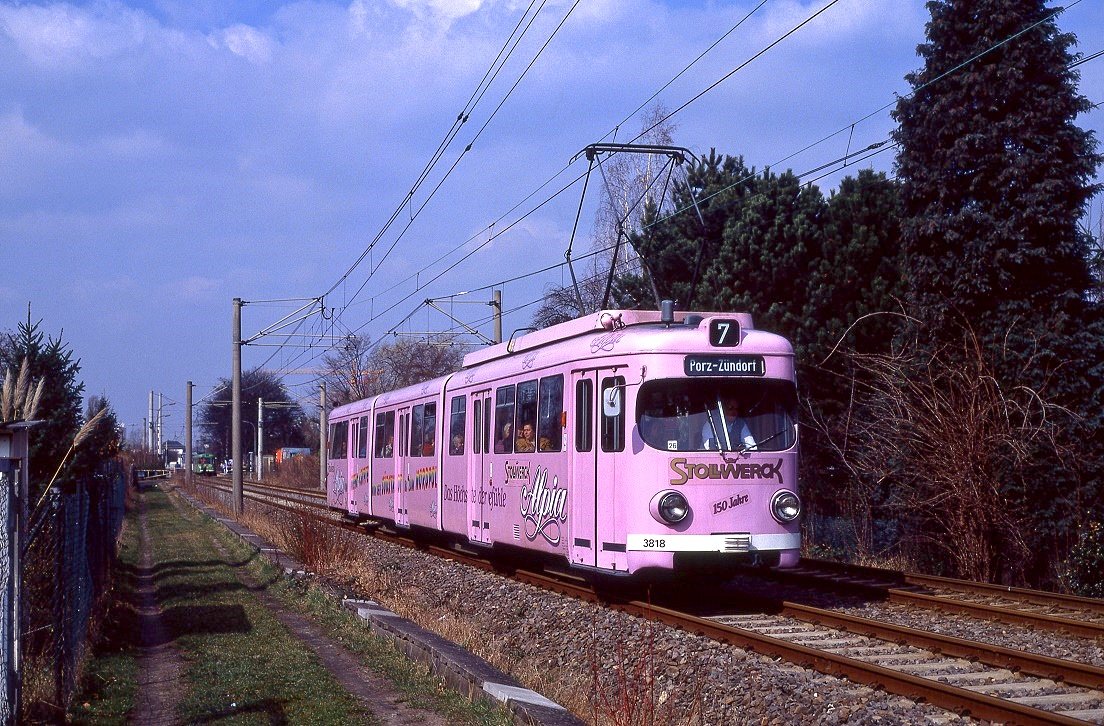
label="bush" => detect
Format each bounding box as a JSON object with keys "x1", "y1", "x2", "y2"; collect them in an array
[{"x1": 1060, "y1": 522, "x2": 1104, "y2": 597}]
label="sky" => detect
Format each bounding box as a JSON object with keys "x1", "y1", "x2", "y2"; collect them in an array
[{"x1": 1, "y1": 0, "x2": 1101, "y2": 444}]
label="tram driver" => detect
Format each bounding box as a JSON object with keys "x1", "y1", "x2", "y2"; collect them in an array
[{"x1": 701, "y1": 400, "x2": 757, "y2": 452}]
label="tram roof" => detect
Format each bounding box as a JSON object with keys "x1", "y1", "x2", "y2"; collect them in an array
[{"x1": 463, "y1": 309, "x2": 756, "y2": 368}]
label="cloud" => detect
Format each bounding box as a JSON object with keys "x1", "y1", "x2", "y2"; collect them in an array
[
  {"x1": 215, "y1": 23, "x2": 274, "y2": 64},
  {"x1": 0, "y1": 2, "x2": 150, "y2": 67},
  {"x1": 165, "y1": 276, "x2": 224, "y2": 302},
  {"x1": 382, "y1": 0, "x2": 486, "y2": 25}
]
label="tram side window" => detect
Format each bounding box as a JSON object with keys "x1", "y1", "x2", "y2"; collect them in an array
[
  {"x1": 374, "y1": 411, "x2": 395, "y2": 458},
  {"x1": 601, "y1": 376, "x2": 626, "y2": 452},
  {"x1": 449, "y1": 396, "x2": 465, "y2": 455},
  {"x1": 483, "y1": 396, "x2": 491, "y2": 454},
  {"x1": 576, "y1": 379, "x2": 593, "y2": 453},
  {"x1": 494, "y1": 386, "x2": 515, "y2": 454},
  {"x1": 473, "y1": 399, "x2": 483, "y2": 454},
  {"x1": 422, "y1": 402, "x2": 436, "y2": 456},
  {"x1": 515, "y1": 380, "x2": 538, "y2": 453},
  {"x1": 330, "y1": 420, "x2": 349, "y2": 459},
  {"x1": 358, "y1": 416, "x2": 370, "y2": 458},
  {"x1": 409, "y1": 405, "x2": 424, "y2": 457},
  {"x1": 537, "y1": 375, "x2": 563, "y2": 452}
]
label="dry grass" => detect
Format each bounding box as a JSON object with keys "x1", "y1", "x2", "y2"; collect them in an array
[
  {"x1": 264, "y1": 455, "x2": 322, "y2": 490},
  {"x1": 221, "y1": 496, "x2": 704, "y2": 725}
]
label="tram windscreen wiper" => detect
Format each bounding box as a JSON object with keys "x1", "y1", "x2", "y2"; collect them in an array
[
  {"x1": 738, "y1": 426, "x2": 790, "y2": 453},
  {"x1": 704, "y1": 407, "x2": 723, "y2": 451}
]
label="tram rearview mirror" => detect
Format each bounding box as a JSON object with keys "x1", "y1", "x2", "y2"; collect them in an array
[{"x1": 603, "y1": 387, "x2": 622, "y2": 417}]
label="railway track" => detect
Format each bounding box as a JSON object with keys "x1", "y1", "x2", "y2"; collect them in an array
[
  {"x1": 768, "y1": 559, "x2": 1104, "y2": 640},
  {"x1": 180, "y1": 477, "x2": 1104, "y2": 724}
]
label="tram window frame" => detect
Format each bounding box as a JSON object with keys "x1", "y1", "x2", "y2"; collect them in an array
[
  {"x1": 358, "y1": 416, "x2": 370, "y2": 458},
  {"x1": 374, "y1": 411, "x2": 395, "y2": 458},
  {"x1": 575, "y1": 379, "x2": 593, "y2": 453},
  {"x1": 473, "y1": 399, "x2": 483, "y2": 454},
  {"x1": 409, "y1": 405, "x2": 424, "y2": 457},
  {"x1": 494, "y1": 385, "x2": 516, "y2": 454},
  {"x1": 330, "y1": 420, "x2": 349, "y2": 459},
  {"x1": 537, "y1": 375, "x2": 564, "y2": 452},
  {"x1": 483, "y1": 396, "x2": 491, "y2": 454},
  {"x1": 515, "y1": 379, "x2": 538, "y2": 453},
  {"x1": 600, "y1": 376, "x2": 626, "y2": 452},
  {"x1": 449, "y1": 396, "x2": 465, "y2": 455},
  {"x1": 422, "y1": 402, "x2": 436, "y2": 456}
]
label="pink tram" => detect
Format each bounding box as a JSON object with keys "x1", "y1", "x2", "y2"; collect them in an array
[{"x1": 325, "y1": 307, "x2": 801, "y2": 576}]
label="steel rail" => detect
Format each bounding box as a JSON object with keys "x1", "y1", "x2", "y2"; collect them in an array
[
  {"x1": 787, "y1": 560, "x2": 1104, "y2": 639},
  {"x1": 510, "y1": 571, "x2": 1095, "y2": 726},
  {"x1": 803, "y1": 558, "x2": 1104, "y2": 615},
  {"x1": 884, "y1": 589, "x2": 1104, "y2": 640},
  {"x1": 773, "y1": 600, "x2": 1104, "y2": 690}
]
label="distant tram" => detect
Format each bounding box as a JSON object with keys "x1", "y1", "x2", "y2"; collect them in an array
[
  {"x1": 326, "y1": 307, "x2": 801, "y2": 576},
  {"x1": 192, "y1": 452, "x2": 217, "y2": 476}
]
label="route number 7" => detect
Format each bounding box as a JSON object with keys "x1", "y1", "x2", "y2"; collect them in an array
[{"x1": 709, "y1": 319, "x2": 741, "y2": 347}]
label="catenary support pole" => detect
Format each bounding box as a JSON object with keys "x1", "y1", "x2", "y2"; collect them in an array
[
  {"x1": 257, "y1": 398, "x2": 263, "y2": 482},
  {"x1": 319, "y1": 383, "x2": 327, "y2": 492},
  {"x1": 492, "y1": 289, "x2": 502, "y2": 344},
  {"x1": 232, "y1": 297, "x2": 243, "y2": 515},
  {"x1": 185, "y1": 381, "x2": 193, "y2": 489}
]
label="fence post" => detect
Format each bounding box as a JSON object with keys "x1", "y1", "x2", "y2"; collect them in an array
[{"x1": 0, "y1": 427, "x2": 28, "y2": 725}]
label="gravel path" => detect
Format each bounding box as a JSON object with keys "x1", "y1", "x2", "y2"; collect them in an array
[{"x1": 133, "y1": 485, "x2": 186, "y2": 726}]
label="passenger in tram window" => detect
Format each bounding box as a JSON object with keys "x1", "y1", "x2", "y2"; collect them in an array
[
  {"x1": 383, "y1": 435, "x2": 394, "y2": 457},
  {"x1": 538, "y1": 436, "x2": 554, "y2": 452},
  {"x1": 450, "y1": 434, "x2": 464, "y2": 455},
  {"x1": 422, "y1": 430, "x2": 435, "y2": 456},
  {"x1": 496, "y1": 422, "x2": 513, "y2": 454},
  {"x1": 515, "y1": 423, "x2": 536, "y2": 453}
]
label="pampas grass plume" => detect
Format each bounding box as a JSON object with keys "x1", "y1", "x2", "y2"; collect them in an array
[
  {"x1": 1, "y1": 368, "x2": 11, "y2": 422},
  {"x1": 13, "y1": 358, "x2": 29, "y2": 414}
]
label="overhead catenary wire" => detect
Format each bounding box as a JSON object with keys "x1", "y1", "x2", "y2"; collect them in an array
[{"x1": 258, "y1": 1, "x2": 1091, "y2": 396}]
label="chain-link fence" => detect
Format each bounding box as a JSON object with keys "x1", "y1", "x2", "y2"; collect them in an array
[
  {"x1": 0, "y1": 459, "x2": 18, "y2": 725},
  {"x1": 10, "y1": 462, "x2": 127, "y2": 723}
]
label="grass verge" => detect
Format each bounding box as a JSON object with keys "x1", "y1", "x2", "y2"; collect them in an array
[
  {"x1": 69, "y1": 518, "x2": 140, "y2": 724},
  {"x1": 170, "y1": 485, "x2": 513, "y2": 725}
]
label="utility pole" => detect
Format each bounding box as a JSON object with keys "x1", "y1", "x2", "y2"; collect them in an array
[
  {"x1": 492, "y1": 289, "x2": 502, "y2": 344},
  {"x1": 185, "y1": 381, "x2": 193, "y2": 489},
  {"x1": 231, "y1": 297, "x2": 243, "y2": 515},
  {"x1": 147, "y1": 391, "x2": 154, "y2": 449},
  {"x1": 319, "y1": 382, "x2": 327, "y2": 492},
  {"x1": 157, "y1": 392, "x2": 163, "y2": 458},
  {"x1": 257, "y1": 398, "x2": 264, "y2": 482}
]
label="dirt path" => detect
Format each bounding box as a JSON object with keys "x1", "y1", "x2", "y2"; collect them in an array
[
  {"x1": 203, "y1": 532, "x2": 455, "y2": 726},
  {"x1": 132, "y1": 485, "x2": 186, "y2": 725}
]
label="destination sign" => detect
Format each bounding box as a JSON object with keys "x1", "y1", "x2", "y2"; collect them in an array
[{"x1": 684, "y1": 355, "x2": 766, "y2": 377}]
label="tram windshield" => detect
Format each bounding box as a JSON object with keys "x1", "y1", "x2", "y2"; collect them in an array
[{"x1": 637, "y1": 379, "x2": 797, "y2": 453}]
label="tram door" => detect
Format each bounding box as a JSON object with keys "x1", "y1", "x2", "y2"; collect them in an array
[
  {"x1": 467, "y1": 390, "x2": 492, "y2": 544},
  {"x1": 347, "y1": 418, "x2": 360, "y2": 515},
  {"x1": 395, "y1": 406, "x2": 410, "y2": 527},
  {"x1": 570, "y1": 368, "x2": 622, "y2": 569}
]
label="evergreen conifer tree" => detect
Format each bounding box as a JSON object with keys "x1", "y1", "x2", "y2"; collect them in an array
[
  {"x1": 1, "y1": 317, "x2": 85, "y2": 492},
  {"x1": 892, "y1": 0, "x2": 1099, "y2": 328},
  {"x1": 890, "y1": 0, "x2": 1102, "y2": 581}
]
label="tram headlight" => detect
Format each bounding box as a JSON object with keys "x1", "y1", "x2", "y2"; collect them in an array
[
  {"x1": 770, "y1": 490, "x2": 801, "y2": 523},
  {"x1": 651, "y1": 490, "x2": 691, "y2": 525}
]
